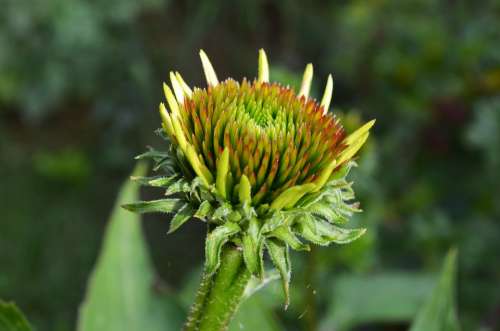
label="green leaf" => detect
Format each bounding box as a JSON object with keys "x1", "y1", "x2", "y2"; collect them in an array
[
  {"x1": 319, "y1": 273, "x2": 435, "y2": 331},
  {"x1": 265, "y1": 239, "x2": 291, "y2": 308},
  {"x1": 122, "y1": 198, "x2": 184, "y2": 214},
  {"x1": 205, "y1": 222, "x2": 241, "y2": 276},
  {"x1": 229, "y1": 288, "x2": 283, "y2": 331},
  {"x1": 168, "y1": 203, "x2": 195, "y2": 233},
  {"x1": 409, "y1": 249, "x2": 461, "y2": 331},
  {"x1": 78, "y1": 163, "x2": 184, "y2": 331},
  {"x1": 0, "y1": 301, "x2": 33, "y2": 331}
]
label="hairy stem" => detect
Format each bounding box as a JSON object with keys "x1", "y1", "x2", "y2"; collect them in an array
[{"x1": 184, "y1": 246, "x2": 251, "y2": 331}]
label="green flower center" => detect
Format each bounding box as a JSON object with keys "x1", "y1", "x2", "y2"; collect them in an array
[{"x1": 178, "y1": 79, "x2": 346, "y2": 205}]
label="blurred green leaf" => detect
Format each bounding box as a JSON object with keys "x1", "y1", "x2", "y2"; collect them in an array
[
  {"x1": 229, "y1": 288, "x2": 283, "y2": 331},
  {"x1": 320, "y1": 272, "x2": 435, "y2": 331},
  {"x1": 410, "y1": 249, "x2": 461, "y2": 331},
  {"x1": 0, "y1": 301, "x2": 32, "y2": 331},
  {"x1": 77, "y1": 163, "x2": 184, "y2": 331}
]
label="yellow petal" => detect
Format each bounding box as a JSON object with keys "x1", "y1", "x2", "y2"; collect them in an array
[
  {"x1": 320, "y1": 74, "x2": 333, "y2": 115},
  {"x1": 238, "y1": 174, "x2": 252, "y2": 205},
  {"x1": 258, "y1": 49, "x2": 269, "y2": 83},
  {"x1": 270, "y1": 183, "x2": 317, "y2": 210},
  {"x1": 344, "y1": 119, "x2": 376, "y2": 146},
  {"x1": 312, "y1": 159, "x2": 336, "y2": 192},
  {"x1": 199, "y1": 49, "x2": 219, "y2": 86},
  {"x1": 175, "y1": 72, "x2": 193, "y2": 97},
  {"x1": 170, "y1": 113, "x2": 188, "y2": 151},
  {"x1": 337, "y1": 131, "x2": 370, "y2": 165},
  {"x1": 216, "y1": 147, "x2": 230, "y2": 199},
  {"x1": 185, "y1": 144, "x2": 213, "y2": 187},
  {"x1": 298, "y1": 63, "x2": 313, "y2": 98},
  {"x1": 163, "y1": 83, "x2": 180, "y2": 117},
  {"x1": 159, "y1": 103, "x2": 174, "y2": 136},
  {"x1": 170, "y1": 71, "x2": 184, "y2": 104}
]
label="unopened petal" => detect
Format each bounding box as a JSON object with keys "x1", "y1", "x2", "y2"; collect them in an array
[
  {"x1": 258, "y1": 49, "x2": 269, "y2": 83},
  {"x1": 320, "y1": 74, "x2": 333, "y2": 114},
  {"x1": 298, "y1": 64, "x2": 313, "y2": 98},
  {"x1": 199, "y1": 49, "x2": 219, "y2": 86}
]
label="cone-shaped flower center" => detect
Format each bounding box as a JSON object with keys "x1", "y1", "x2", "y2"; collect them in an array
[{"x1": 178, "y1": 79, "x2": 346, "y2": 205}]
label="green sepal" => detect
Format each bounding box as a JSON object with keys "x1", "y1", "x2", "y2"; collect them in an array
[
  {"x1": 242, "y1": 217, "x2": 264, "y2": 277},
  {"x1": 205, "y1": 222, "x2": 241, "y2": 276},
  {"x1": 122, "y1": 198, "x2": 184, "y2": 214},
  {"x1": 216, "y1": 147, "x2": 230, "y2": 199},
  {"x1": 165, "y1": 178, "x2": 191, "y2": 195},
  {"x1": 261, "y1": 211, "x2": 286, "y2": 234},
  {"x1": 295, "y1": 216, "x2": 366, "y2": 245},
  {"x1": 168, "y1": 203, "x2": 195, "y2": 234},
  {"x1": 265, "y1": 239, "x2": 291, "y2": 308},
  {"x1": 270, "y1": 225, "x2": 310, "y2": 251},
  {"x1": 194, "y1": 200, "x2": 213, "y2": 220},
  {"x1": 212, "y1": 202, "x2": 233, "y2": 222},
  {"x1": 135, "y1": 148, "x2": 169, "y2": 162},
  {"x1": 307, "y1": 201, "x2": 349, "y2": 224},
  {"x1": 131, "y1": 175, "x2": 179, "y2": 188},
  {"x1": 270, "y1": 183, "x2": 316, "y2": 210}
]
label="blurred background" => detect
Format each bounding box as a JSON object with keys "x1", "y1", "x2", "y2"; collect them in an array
[{"x1": 1, "y1": 0, "x2": 499, "y2": 330}]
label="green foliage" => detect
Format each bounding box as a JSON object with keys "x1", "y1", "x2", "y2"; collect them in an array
[
  {"x1": 320, "y1": 273, "x2": 435, "y2": 331},
  {"x1": 0, "y1": 0, "x2": 165, "y2": 121},
  {"x1": 77, "y1": 163, "x2": 184, "y2": 331},
  {"x1": 410, "y1": 249, "x2": 461, "y2": 331},
  {"x1": 0, "y1": 301, "x2": 32, "y2": 331}
]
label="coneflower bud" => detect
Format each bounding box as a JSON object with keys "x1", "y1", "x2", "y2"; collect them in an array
[{"x1": 124, "y1": 49, "x2": 375, "y2": 306}]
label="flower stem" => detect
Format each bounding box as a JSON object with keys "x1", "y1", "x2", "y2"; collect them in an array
[{"x1": 184, "y1": 245, "x2": 251, "y2": 331}]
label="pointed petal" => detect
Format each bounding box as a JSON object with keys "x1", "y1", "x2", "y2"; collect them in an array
[
  {"x1": 311, "y1": 159, "x2": 336, "y2": 192},
  {"x1": 344, "y1": 119, "x2": 376, "y2": 146},
  {"x1": 238, "y1": 174, "x2": 252, "y2": 205},
  {"x1": 159, "y1": 103, "x2": 175, "y2": 136},
  {"x1": 298, "y1": 63, "x2": 313, "y2": 98},
  {"x1": 337, "y1": 131, "x2": 370, "y2": 165},
  {"x1": 170, "y1": 71, "x2": 184, "y2": 104},
  {"x1": 199, "y1": 49, "x2": 219, "y2": 86},
  {"x1": 270, "y1": 183, "x2": 317, "y2": 210},
  {"x1": 216, "y1": 147, "x2": 230, "y2": 199},
  {"x1": 175, "y1": 72, "x2": 193, "y2": 97},
  {"x1": 163, "y1": 83, "x2": 180, "y2": 116},
  {"x1": 320, "y1": 74, "x2": 333, "y2": 114},
  {"x1": 185, "y1": 144, "x2": 214, "y2": 186},
  {"x1": 170, "y1": 113, "x2": 188, "y2": 151},
  {"x1": 258, "y1": 49, "x2": 269, "y2": 83}
]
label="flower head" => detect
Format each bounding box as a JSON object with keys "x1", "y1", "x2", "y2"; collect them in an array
[{"x1": 124, "y1": 49, "x2": 374, "y2": 306}]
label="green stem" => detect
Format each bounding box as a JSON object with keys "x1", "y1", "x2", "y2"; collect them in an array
[{"x1": 184, "y1": 246, "x2": 251, "y2": 331}]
